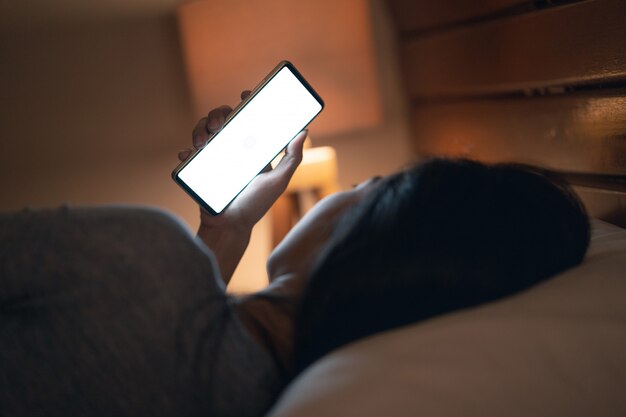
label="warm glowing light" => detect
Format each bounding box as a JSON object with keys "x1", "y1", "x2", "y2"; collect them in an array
[{"x1": 288, "y1": 146, "x2": 340, "y2": 197}]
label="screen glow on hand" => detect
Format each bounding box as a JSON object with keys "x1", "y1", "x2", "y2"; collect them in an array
[{"x1": 178, "y1": 66, "x2": 322, "y2": 213}]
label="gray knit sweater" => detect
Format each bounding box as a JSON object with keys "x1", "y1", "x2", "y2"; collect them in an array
[{"x1": 0, "y1": 206, "x2": 281, "y2": 417}]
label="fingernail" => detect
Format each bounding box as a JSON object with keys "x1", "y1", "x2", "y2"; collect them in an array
[
  {"x1": 193, "y1": 136, "x2": 203, "y2": 148},
  {"x1": 208, "y1": 118, "x2": 220, "y2": 131},
  {"x1": 209, "y1": 113, "x2": 224, "y2": 131}
]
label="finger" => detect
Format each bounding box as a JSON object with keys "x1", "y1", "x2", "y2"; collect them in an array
[
  {"x1": 273, "y1": 130, "x2": 307, "y2": 178},
  {"x1": 192, "y1": 117, "x2": 210, "y2": 149},
  {"x1": 218, "y1": 104, "x2": 233, "y2": 116},
  {"x1": 256, "y1": 128, "x2": 307, "y2": 176},
  {"x1": 178, "y1": 148, "x2": 193, "y2": 161},
  {"x1": 207, "y1": 105, "x2": 233, "y2": 133},
  {"x1": 241, "y1": 90, "x2": 251, "y2": 100},
  {"x1": 284, "y1": 129, "x2": 307, "y2": 160}
]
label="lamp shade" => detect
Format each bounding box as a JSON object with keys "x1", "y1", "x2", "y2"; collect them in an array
[{"x1": 177, "y1": 0, "x2": 382, "y2": 137}]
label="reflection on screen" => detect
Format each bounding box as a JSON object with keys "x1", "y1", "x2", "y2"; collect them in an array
[{"x1": 178, "y1": 66, "x2": 322, "y2": 213}]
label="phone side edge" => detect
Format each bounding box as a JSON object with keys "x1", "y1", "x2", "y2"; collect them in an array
[
  {"x1": 283, "y1": 61, "x2": 325, "y2": 110},
  {"x1": 172, "y1": 169, "x2": 221, "y2": 216}
]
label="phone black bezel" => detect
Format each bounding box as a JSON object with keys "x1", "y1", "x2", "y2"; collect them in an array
[{"x1": 172, "y1": 61, "x2": 325, "y2": 216}]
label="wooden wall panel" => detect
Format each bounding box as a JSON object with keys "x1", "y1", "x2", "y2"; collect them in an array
[
  {"x1": 401, "y1": 0, "x2": 626, "y2": 98},
  {"x1": 575, "y1": 187, "x2": 626, "y2": 227},
  {"x1": 410, "y1": 90, "x2": 626, "y2": 223},
  {"x1": 386, "y1": 0, "x2": 526, "y2": 34},
  {"x1": 389, "y1": 0, "x2": 626, "y2": 223},
  {"x1": 411, "y1": 91, "x2": 626, "y2": 177}
]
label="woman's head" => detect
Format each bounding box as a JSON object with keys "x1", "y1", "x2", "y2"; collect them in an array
[{"x1": 294, "y1": 158, "x2": 590, "y2": 372}]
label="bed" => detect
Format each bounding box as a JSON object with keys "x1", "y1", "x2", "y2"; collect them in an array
[{"x1": 265, "y1": 1, "x2": 626, "y2": 415}]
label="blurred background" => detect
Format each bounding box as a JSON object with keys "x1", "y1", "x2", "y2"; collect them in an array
[
  {"x1": 0, "y1": 0, "x2": 414, "y2": 292},
  {"x1": 4, "y1": 0, "x2": 624, "y2": 291}
]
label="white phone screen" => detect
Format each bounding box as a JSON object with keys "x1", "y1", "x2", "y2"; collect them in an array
[{"x1": 176, "y1": 65, "x2": 323, "y2": 214}]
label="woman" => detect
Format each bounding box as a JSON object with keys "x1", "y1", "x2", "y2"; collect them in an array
[
  {"x1": 0, "y1": 97, "x2": 588, "y2": 417},
  {"x1": 291, "y1": 159, "x2": 590, "y2": 371},
  {"x1": 182, "y1": 96, "x2": 589, "y2": 379}
]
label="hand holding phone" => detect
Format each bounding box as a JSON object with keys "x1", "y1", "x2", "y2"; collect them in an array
[
  {"x1": 177, "y1": 104, "x2": 309, "y2": 281},
  {"x1": 174, "y1": 62, "x2": 322, "y2": 281},
  {"x1": 173, "y1": 61, "x2": 324, "y2": 216},
  {"x1": 177, "y1": 113, "x2": 308, "y2": 233}
]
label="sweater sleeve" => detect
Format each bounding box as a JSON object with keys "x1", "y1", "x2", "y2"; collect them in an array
[{"x1": 0, "y1": 206, "x2": 281, "y2": 417}]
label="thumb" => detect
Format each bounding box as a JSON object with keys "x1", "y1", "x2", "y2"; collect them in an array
[{"x1": 273, "y1": 130, "x2": 307, "y2": 178}]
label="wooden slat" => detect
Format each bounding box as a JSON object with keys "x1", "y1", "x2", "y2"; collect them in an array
[
  {"x1": 386, "y1": 0, "x2": 529, "y2": 34},
  {"x1": 401, "y1": 0, "x2": 626, "y2": 98},
  {"x1": 410, "y1": 91, "x2": 626, "y2": 178},
  {"x1": 575, "y1": 187, "x2": 626, "y2": 228}
]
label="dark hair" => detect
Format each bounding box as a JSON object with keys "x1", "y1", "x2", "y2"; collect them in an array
[{"x1": 294, "y1": 159, "x2": 590, "y2": 372}]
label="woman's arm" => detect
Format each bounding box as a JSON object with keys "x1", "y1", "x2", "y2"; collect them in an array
[
  {"x1": 178, "y1": 92, "x2": 306, "y2": 284},
  {"x1": 235, "y1": 181, "x2": 379, "y2": 373},
  {"x1": 179, "y1": 97, "x2": 377, "y2": 371},
  {"x1": 196, "y1": 222, "x2": 252, "y2": 286}
]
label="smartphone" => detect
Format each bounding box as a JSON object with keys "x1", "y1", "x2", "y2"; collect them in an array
[{"x1": 172, "y1": 61, "x2": 324, "y2": 215}]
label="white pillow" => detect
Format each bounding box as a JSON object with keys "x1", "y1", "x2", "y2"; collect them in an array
[{"x1": 269, "y1": 220, "x2": 626, "y2": 417}]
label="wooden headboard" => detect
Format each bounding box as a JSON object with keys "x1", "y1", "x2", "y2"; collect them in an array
[{"x1": 386, "y1": 0, "x2": 626, "y2": 227}]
